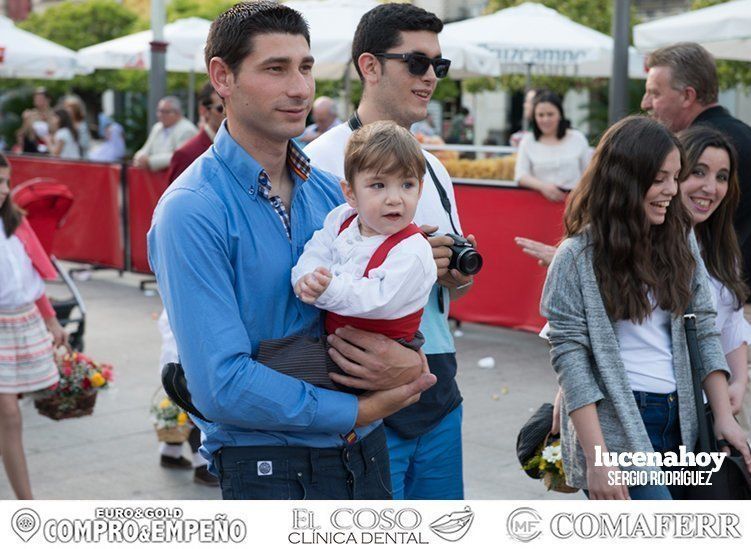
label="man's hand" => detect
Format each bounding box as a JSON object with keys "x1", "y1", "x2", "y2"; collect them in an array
[
  {"x1": 328, "y1": 326, "x2": 425, "y2": 391},
  {"x1": 355, "y1": 369, "x2": 437, "y2": 427},
  {"x1": 133, "y1": 152, "x2": 149, "y2": 169},
  {"x1": 728, "y1": 381, "x2": 747, "y2": 416},
  {"x1": 295, "y1": 267, "x2": 332, "y2": 304},
  {"x1": 420, "y1": 224, "x2": 477, "y2": 288}
]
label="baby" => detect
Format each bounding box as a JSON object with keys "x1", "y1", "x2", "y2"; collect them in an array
[{"x1": 291, "y1": 121, "x2": 436, "y2": 387}]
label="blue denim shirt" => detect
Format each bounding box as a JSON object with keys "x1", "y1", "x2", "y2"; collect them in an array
[{"x1": 148, "y1": 121, "x2": 377, "y2": 466}]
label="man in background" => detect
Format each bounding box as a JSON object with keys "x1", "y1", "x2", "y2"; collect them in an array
[{"x1": 134, "y1": 96, "x2": 197, "y2": 171}]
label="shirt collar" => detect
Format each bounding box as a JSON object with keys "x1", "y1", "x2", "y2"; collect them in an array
[{"x1": 213, "y1": 120, "x2": 311, "y2": 194}]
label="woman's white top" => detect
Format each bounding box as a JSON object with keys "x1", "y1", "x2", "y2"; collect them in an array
[
  {"x1": 708, "y1": 275, "x2": 751, "y2": 355},
  {"x1": 514, "y1": 129, "x2": 591, "y2": 190},
  {"x1": 0, "y1": 219, "x2": 45, "y2": 311},
  {"x1": 616, "y1": 305, "x2": 677, "y2": 394},
  {"x1": 54, "y1": 127, "x2": 81, "y2": 159},
  {"x1": 291, "y1": 204, "x2": 436, "y2": 319}
]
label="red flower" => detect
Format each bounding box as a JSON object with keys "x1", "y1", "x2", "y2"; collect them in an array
[
  {"x1": 82, "y1": 377, "x2": 91, "y2": 390},
  {"x1": 63, "y1": 367, "x2": 72, "y2": 377}
]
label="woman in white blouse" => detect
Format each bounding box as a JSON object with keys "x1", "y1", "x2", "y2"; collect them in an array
[
  {"x1": 679, "y1": 125, "x2": 749, "y2": 415},
  {"x1": 47, "y1": 108, "x2": 81, "y2": 160},
  {"x1": 514, "y1": 91, "x2": 590, "y2": 202}
]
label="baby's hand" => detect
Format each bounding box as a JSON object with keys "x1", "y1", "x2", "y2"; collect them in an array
[{"x1": 295, "y1": 267, "x2": 332, "y2": 304}]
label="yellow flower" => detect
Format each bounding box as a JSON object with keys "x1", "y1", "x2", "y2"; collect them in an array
[
  {"x1": 90, "y1": 373, "x2": 106, "y2": 388},
  {"x1": 177, "y1": 412, "x2": 188, "y2": 425},
  {"x1": 159, "y1": 398, "x2": 172, "y2": 409}
]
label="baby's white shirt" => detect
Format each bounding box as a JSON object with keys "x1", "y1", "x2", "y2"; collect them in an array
[{"x1": 291, "y1": 204, "x2": 437, "y2": 319}]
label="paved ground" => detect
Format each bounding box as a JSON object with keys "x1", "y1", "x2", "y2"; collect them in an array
[{"x1": 1, "y1": 265, "x2": 581, "y2": 500}]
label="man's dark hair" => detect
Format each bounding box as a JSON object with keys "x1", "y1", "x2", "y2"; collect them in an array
[
  {"x1": 204, "y1": 1, "x2": 310, "y2": 75},
  {"x1": 351, "y1": 3, "x2": 443, "y2": 82},
  {"x1": 197, "y1": 82, "x2": 216, "y2": 107}
]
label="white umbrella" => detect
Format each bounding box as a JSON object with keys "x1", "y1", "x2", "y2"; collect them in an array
[
  {"x1": 77, "y1": 17, "x2": 211, "y2": 73},
  {"x1": 0, "y1": 15, "x2": 91, "y2": 79},
  {"x1": 634, "y1": 0, "x2": 751, "y2": 61},
  {"x1": 442, "y1": 2, "x2": 645, "y2": 79},
  {"x1": 288, "y1": 0, "x2": 501, "y2": 79}
]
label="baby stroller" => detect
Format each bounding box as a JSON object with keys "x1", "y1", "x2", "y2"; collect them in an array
[{"x1": 11, "y1": 178, "x2": 87, "y2": 351}]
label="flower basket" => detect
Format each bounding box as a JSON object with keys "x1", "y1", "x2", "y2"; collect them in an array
[
  {"x1": 33, "y1": 352, "x2": 113, "y2": 421},
  {"x1": 34, "y1": 390, "x2": 97, "y2": 420},
  {"x1": 155, "y1": 423, "x2": 192, "y2": 443},
  {"x1": 151, "y1": 388, "x2": 191, "y2": 443},
  {"x1": 523, "y1": 434, "x2": 579, "y2": 494}
]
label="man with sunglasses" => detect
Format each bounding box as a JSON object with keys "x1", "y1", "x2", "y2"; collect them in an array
[
  {"x1": 306, "y1": 3, "x2": 475, "y2": 500},
  {"x1": 167, "y1": 83, "x2": 226, "y2": 183}
]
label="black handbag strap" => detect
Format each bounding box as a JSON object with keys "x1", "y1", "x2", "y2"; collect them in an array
[{"x1": 683, "y1": 307, "x2": 713, "y2": 451}]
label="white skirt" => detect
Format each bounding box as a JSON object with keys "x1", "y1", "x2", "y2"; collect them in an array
[{"x1": 0, "y1": 304, "x2": 59, "y2": 394}]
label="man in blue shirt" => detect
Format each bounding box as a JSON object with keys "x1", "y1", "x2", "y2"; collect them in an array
[{"x1": 148, "y1": 1, "x2": 435, "y2": 500}]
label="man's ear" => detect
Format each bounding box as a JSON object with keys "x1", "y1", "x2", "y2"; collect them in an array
[
  {"x1": 357, "y1": 53, "x2": 381, "y2": 86},
  {"x1": 340, "y1": 179, "x2": 357, "y2": 208},
  {"x1": 209, "y1": 57, "x2": 233, "y2": 102},
  {"x1": 682, "y1": 86, "x2": 698, "y2": 108}
]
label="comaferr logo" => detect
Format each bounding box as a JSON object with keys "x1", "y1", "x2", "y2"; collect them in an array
[
  {"x1": 551, "y1": 513, "x2": 742, "y2": 539},
  {"x1": 506, "y1": 507, "x2": 542, "y2": 543},
  {"x1": 429, "y1": 506, "x2": 475, "y2": 542}
]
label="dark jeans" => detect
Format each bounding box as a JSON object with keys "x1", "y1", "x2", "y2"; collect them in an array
[
  {"x1": 215, "y1": 425, "x2": 392, "y2": 500},
  {"x1": 633, "y1": 390, "x2": 687, "y2": 500}
]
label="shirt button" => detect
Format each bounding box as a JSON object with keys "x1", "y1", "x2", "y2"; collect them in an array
[
  {"x1": 248, "y1": 187, "x2": 255, "y2": 195},
  {"x1": 346, "y1": 239, "x2": 353, "y2": 245}
]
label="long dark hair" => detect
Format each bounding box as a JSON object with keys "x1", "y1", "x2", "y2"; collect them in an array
[
  {"x1": 679, "y1": 126, "x2": 748, "y2": 308},
  {"x1": 565, "y1": 116, "x2": 694, "y2": 321},
  {"x1": 53, "y1": 107, "x2": 80, "y2": 153},
  {"x1": 530, "y1": 91, "x2": 570, "y2": 140},
  {"x1": 0, "y1": 153, "x2": 23, "y2": 237}
]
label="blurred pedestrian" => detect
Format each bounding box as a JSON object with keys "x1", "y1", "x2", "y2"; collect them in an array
[
  {"x1": 88, "y1": 117, "x2": 125, "y2": 163},
  {"x1": 514, "y1": 91, "x2": 590, "y2": 202},
  {"x1": 297, "y1": 96, "x2": 341, "y2": 145},
  {"x1": 133, "y1": 96, "x2": 197, "y2": 171},
  {"x1": 62, "y1": 95, "x2": 91, "y2": 158},
  {"x1": 47, "y1": 108, "x2": 81, "y2": 160}
]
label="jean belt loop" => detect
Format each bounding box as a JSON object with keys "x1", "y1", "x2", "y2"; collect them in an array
[{"x1": 309, "y1": 448, "x2": 319, "y2": 485}]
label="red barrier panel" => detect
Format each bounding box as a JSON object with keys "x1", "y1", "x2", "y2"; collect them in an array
[
  {"x1": 127, "y1": 167, "x2": 170, "y2": 274},
  {"x1": 450, "y1": 184, "x2": 566, "y2": 333},
  {"x1": 7, "y1": 155, "x2": 124, "y2": 269}
]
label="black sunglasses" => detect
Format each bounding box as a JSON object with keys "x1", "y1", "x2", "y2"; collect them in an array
[{"x1": 373, "y1": 53, "x2": 451, "y2": 79}]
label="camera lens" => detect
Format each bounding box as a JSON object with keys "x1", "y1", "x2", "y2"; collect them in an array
[{"x1": 456, "y1": 248, "x2": 483, "y2": 275}]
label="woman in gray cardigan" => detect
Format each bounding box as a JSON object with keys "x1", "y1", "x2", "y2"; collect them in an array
[{"x1": 542, "y1": 116, "x2": 751, "y2": 500}]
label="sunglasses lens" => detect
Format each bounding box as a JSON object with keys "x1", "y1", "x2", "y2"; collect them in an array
[
  {"x1": 407, "y1": 56, "x2": 431, "y2": 77},
  {"x1": 434, "y1": 60, "x2": 450, "y2": 79}
]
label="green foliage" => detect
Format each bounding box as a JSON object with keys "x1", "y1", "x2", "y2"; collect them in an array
[
  {"x1": 167, "y1": 0, "x2": 235, "y2": 22},
  {"x1": 18, "y1": 0, "x2": 138, "y2": 50},
  {"x1": 485, "y1": 0, "x2": 614, "y2": 34}
]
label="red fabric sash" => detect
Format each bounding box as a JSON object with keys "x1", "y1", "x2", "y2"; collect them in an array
[{"x1": 326, "y1": 214, "x2": 426, "y2": 340}]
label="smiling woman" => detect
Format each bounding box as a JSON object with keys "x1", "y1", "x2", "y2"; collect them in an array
[{"x1": 514, "y1": 91, "x2": 591, "y2": 202}]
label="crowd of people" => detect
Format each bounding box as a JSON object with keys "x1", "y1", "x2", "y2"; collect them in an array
[{"x1": 1, "y1": 0, "x2": 751, "y2": 502}]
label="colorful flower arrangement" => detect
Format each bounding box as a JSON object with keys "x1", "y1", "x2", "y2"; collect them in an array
[
  {"x1": 523, "y1": 437, "x2": 577, "y2": 493},
  {"x1": 150, "y1": 394, "x2": 191, "y2": 443},
  {"x1": 34, "y1": 352, "x2": 114, "y2": 420}
]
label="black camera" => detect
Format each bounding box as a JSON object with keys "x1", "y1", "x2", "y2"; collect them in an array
[{"x1": 446, "y1": 233, "x2": 483, "y2": 276}]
